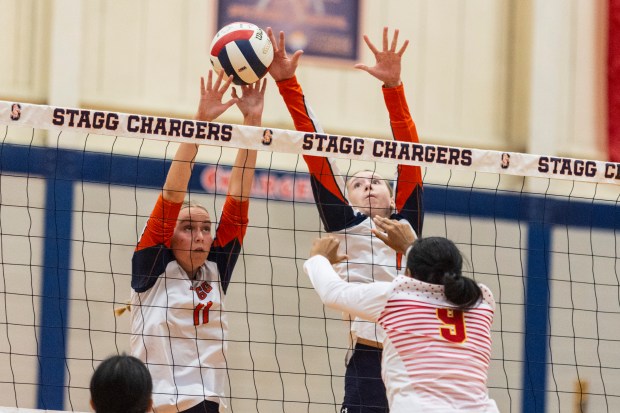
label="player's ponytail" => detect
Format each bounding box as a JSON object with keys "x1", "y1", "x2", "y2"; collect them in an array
[
  {"x1": 443, "y1": 272, "x2": 482, "y2": 310},
  {"x1": 406, "y1": 237, "x2": 482, "y2": 310}
]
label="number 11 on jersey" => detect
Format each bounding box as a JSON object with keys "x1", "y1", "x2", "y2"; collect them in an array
[{"x1": 193, "y1": 301, "x2": 213, "y2": 326}]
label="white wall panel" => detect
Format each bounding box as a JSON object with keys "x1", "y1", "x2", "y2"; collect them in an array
[
  {"x1": 82, "y1": 1, "x2": 151, "y2": 107},
  {"x1": 0, "y1": 1, "x2": 49, "y2": 102},
  {"x1": 0, "y1": 0, "x2": 609, "y2": 158},
  {"x1": 563, "y1": 0, "x2": 607, "y2": 160},
  {"x1": 77, "y1": 0, "x2": 515, "y2": 149}
]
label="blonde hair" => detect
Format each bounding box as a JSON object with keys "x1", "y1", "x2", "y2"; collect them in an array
[{"x1": 181, "y1": 200, "x2": 209, "y2": 215}]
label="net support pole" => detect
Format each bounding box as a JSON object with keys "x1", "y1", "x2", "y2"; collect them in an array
[
  {"x1": 522, "y1": 202, "x2": 551, "y2": 413},
  {"x1": 36, "y1": 155, "x2": 75, "y2": 410}
]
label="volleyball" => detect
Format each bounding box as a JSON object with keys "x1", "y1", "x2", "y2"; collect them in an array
[{"x1": 209, "y1": 22, "x2": 273, "y2": 85}]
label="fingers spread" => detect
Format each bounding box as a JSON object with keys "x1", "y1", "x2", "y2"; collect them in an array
[
  {"x1": 279, "y1": 31, "x2": 287, "y2": 55},
  {"x1": 290, "y1": 49, "x2": 304, "y2": 66},
  {"x1": 267, "y1": 27, "x2": 278, "y2": 52},
  {"x1": 363, "y1": 35, "x2": 379, "y2": 55},
  {"x1": 222, "y1": 97, "x2": 238, "y2": 110},
  {"x1": 226, "y1": 75, "x2": 236, "y2": 93},
  {"x1": 397, "y1": 39, "x2": 409, "y2": 56},
  {"x1": 382, "y1": 26, "x2": 389, "y2": 51},
  {"x1": 213, "y1": 70, "x2": 226, "y2": 90},
  {"x1": 390, "y1": 29, "x2": 399, "y2": 52},
  {"x1": 206, "y1": 71, "x2": 214, "y2": 91}
]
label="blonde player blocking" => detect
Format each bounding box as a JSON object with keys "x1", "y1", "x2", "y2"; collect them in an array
[
  {"x1": 268, "y1": 27, "x2": 423, "y2": 412},
  {"x1": 305, "y1": 219, "x2": 499, "y2": 413},
  {"x1": 130, "y1": 71, "x2": 265, "y2": 413}
]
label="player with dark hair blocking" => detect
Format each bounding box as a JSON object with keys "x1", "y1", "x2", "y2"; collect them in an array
[
  {"x1": 130, "y1": 71, "x2": 265, "y2": 413},
  {"x1": 90, "y1": 354, "x2": 152, "y2": 413},
  {"x1": 267, "y1": 27, "x2": 423, "y2": 412},
  {"x1": 304, "y1": 220, "x2": 499, "y2": 412}
]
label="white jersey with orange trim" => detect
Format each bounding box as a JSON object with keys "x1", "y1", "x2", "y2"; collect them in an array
[
  {"x1": 304, "y1": 255, "x2": 499, "y2": 413},
  {"x1": 130, "y1": 194, "x2": 248, "y2": 412},
  {"x1": 277, "y1": 76, "x2": 424, "y2": 345}
]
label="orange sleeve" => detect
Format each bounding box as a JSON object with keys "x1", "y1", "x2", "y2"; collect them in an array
[
  {"x1": 383, "y1": 84, "x2": 424, "y2": 235},
  {"x1": 382, "y1": 83, "x2": 420, "y2": 144},
  {"x1": 135, "y1": 194, "x2": 182, "y2": 251},
  {"x1": 213, "y1": 195, "x2": 250, "y2": 248}
]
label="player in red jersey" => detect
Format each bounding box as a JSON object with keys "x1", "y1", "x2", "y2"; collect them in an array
[
  {"x1": 130, "y1": 71, "x2": 265, "y2": 413},
  {"x1": 305, "y1": 219, "x2": 499, "y2": 413},
  {"x1": 268, "y1": 27, "x2": 423, "y2": 412}
]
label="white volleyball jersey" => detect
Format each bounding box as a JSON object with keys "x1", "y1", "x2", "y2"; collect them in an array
[
  {"x1": 331, "y1": 216, "x2": 415, "y2": 343},
  {"x1": 131, "y1": 194, "x2": 248, "y2": 412},
  {"x1": 304, "y1": 255, "x2": 499, "y2": 413},
  {"x1": 278, "y1": 76, "x2": 424, "y2": 344}
]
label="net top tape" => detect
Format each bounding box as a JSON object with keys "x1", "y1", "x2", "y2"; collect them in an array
[{"x1": 1, "y1": 100, "x2": 617, "y2": 185}]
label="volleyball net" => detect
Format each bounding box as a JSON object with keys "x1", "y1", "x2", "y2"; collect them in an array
[{"x1": 0, "y1": 100, "x2": 619, "y2": 412}]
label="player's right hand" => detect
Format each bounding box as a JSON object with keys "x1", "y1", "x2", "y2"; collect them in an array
[
  {"x1": 310, "y1": 237, "x2": 348, "y2": 264},
  {"x1": 196, "y1": 71, "x2": 238, "y2": 122}
]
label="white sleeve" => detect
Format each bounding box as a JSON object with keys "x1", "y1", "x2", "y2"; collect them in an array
[{"x1": 303, "y1": 255, "x2": 393, "y2": 322}]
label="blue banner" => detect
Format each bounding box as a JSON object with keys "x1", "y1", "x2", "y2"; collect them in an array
[{"x1": 217, "y1": 0, "x2": 360, "y2": 60}]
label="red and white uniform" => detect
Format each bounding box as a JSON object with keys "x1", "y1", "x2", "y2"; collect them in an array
[
  {"x1": 277, "y1": 77, "x2": 424, "y2": 344},
  {"x1": 130, "y1": 194, "x2": 248, "y2": 412},
  {"x1": 304, "y1": 255, "x2": 499, "y2": 413}
]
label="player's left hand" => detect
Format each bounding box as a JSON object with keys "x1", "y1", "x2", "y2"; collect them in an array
[
  {"x1": 233, "y1": 78, "x2": 267, "y2": 126},
  {"x1": 354, "y1": 27, "x2": 409, "y2": 88},
  {"x1": 372, "y1": 216, "x2": 417, "y2": 254},
  {"x1": 196, "y1": 70, "x2": 238, "y2": 121},
  {"x1": 267, "y1": 27, "x2": 304, "y2": 82},
  {"x1": 310, "y1": 237, "x2": 348, "y2": 264}
]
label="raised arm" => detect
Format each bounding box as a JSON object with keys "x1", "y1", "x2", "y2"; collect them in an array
[
  {"x1": 209, "y1": 79, "x2": 266, "y2": 293},
  {"x1": 357, "y1": 27, "x2": 424, "y2": 234},
  {"x1": 226, "y1": 79, "x2": 266, "y2": 201},
  {"x1": 132, "y1": 72, "x2": 237, "y2": 291},
  {"x1": 267, "y1": 27, "x2": 357, "y2": 232},
  {"x1": 163, "y1": 71, "x2": 238, "y2": 203},
  {"x1": 267, "y1": 27, "x2": 320, "y2": 134}
]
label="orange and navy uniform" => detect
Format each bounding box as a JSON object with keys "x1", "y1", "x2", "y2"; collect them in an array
[
  {"x1": 278, "y1": 76, "x2": 426, "y2": 413},
  {"x1": 277, "y1": 76, "x2": 424, "y2": 345},
  {"x1": 130, "y1": 194, "x2": 248, "y2": 412},
  {"x1": 132, "y1": 194, "x2": 248, "y2": 293},
  {"x1": 276, "y1": 76, "x2": 423, "y2": 237}
]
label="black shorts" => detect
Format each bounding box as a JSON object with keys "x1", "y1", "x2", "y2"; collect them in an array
[
  {"x1": 341, "y1": 343, "x2": 389, "y2": 413},
  {"x1": 181, "y1": 400, "x2": 219, "y2": 413}
]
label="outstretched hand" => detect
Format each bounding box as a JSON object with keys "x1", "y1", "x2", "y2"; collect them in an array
[
  {"x1": 354, "y1": 27, "x2": 409, "y2": 88},
  {"x1": 309, "y1": 237, "x2": 348, "y2": 265},
  {"x1": 232, "y1": 78, "x2": 267, "y2": 126},
  {"x1": 196, "y1": 70, "x2": 238, "y2": 121},
  {"x1": 372, "y1": 216, "x2": 417, "y2": 254},
  {"x1": 267, "y1": 27, "x2": 304, "y2": 82}
]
